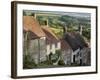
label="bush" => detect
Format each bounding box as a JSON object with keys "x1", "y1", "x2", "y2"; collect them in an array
[
  {"x1": 55, "y1": 50, "x2": 62, "y2": 57},
  {"x1": 58, "y1": 59, "x2": 65, "y2": 65},
  {"x1": 48, "y1": 50, "x2": 61, "y2": 63},
  {"x1": 49, "y1": 52, "x2": 53, "y2": 61},
  {"x1": 23, "y1": 54, "x2": 37, "y2": 69}
]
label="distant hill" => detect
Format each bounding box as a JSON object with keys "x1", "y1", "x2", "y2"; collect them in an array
[{"x1": 23, "y1": 10, "x2": 91, "y2": 40}]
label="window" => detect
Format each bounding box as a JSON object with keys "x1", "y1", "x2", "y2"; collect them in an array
[
  {"x1": 73, "y1": 55, "x2": 75, "y2": 63},
  {"x1": 55, "y1": 43, "x2": 57, "y2": 48}
]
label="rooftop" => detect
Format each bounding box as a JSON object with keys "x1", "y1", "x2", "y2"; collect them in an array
[
  {"x1": 42, "y1": 26, "x2": 59, "y2": 44},
  {"x1": 23, "y1": 16, "x2": 45, "y2": 38},
  {"x1": 64, "y1": 32, "x2": 88, "y2": 51}
]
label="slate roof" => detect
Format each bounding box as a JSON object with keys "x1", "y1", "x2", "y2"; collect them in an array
[{"x1": 64, "y1": 32, "x2": 88, "y2": 51}]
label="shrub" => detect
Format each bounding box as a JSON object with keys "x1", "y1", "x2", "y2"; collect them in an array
[
  {"x1": 49, "y1": 52, "x2": 53, "y2": 61},
  {"x1": 23, "y1": 54, "x2": 37, "y2": 69},
  {"x1": 58, "y1": 59, "x2": 65, "y2": 65},
  {"x1": 55, "y1": 50, "x2": 62, "y2": 57}
]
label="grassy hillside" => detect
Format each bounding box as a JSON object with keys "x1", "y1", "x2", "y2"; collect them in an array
[{"x1": 23, "y1": 10, "x2": 91, "y2": 40}]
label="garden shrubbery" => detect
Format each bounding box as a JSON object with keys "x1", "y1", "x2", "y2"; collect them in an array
[
  {"x1": 58, "y1": 59, "x2": 65, "y2": 65},
  {"x1": 23, "y1": 54, "x2": 37, "y2": 69},
  {"x1": 23, "y1": 49, "x2": 66, "y2": 68}
]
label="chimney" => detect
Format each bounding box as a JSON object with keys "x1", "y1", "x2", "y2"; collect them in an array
[
  {"x1": 65, "y1": 24, "x2": 67, "y2": 33},
  {"x1": 63, "y1": 24, "x2": 67, "y2": 35},
  {"x1": 32, "y1": 13, "x2": 37, "y2": 19},
  {"x1": 79, "y1": 24, "x2": 83, "y2": 35},
  {"x1": 44, "y1": 19, "x2": 49, "y2": 27}
]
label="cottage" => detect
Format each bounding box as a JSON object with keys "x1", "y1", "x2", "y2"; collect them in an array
[
  {"x1": 60, "y1": 39, "x2": 72, "y2": 65},
  {"x1": 64, "y1": 32, "x2": 89, "y2": 65},
  {"x1": 43, "y1": 27, "x2": 61, "y2": 65},
  {"x1": 61, "y1": 23, "x2": 90, "y2": 65},
  {"x1": 23, "y1": 16, "x2": 46, "y2": 64},
  {"x1": 23, "y1": 14, "x2": 90, "y2": 67},
  {"x1": 80, "y1": 47, "x2": 91, "y2": 66},
  {"x1": 42, "y1": 26, "x2": 61, "y2": 55},
  {"x1": 23, "y1": 16, "x2": 61, "y2": 66}
]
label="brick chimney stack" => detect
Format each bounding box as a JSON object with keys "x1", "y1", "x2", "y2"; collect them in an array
[
  {"x1": 79, "y1": 24, "x2": 83, "y2": 35},
  {"x1": 44, "y1": 19, "x2": 49, "y2": 27},
  {"x1": 32, "y1": 13, "x2": 37, "y2": 19},
  {"x1": 62, "y1": 24, "x2": 67, "y2": 35}
]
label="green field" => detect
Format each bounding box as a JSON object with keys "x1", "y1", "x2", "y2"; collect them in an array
[{"x1": 50, "y1": 27, "x2": 63, "y2": 38}]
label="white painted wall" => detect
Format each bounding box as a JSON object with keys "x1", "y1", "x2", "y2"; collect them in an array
[
  {"x1": 51, "y1": 44, "x2": 55, "y2": 54},
  {"x1": 57, "y1": 42, "x2": 61, "y2": 49},
  {"x1": 0, "y1": 0, "x2": 99, "y2": 80},
  {"x1": 73, "y1": 48, "x2": 80, "y2": 55},
  {"x1": 61, "y1": 49, "x2": 72, "y2": 65},
  {"x1": 71, "y1": 48, "x2": 80, "y2": 63},
  {"x1": 46, "y1": 42, "x2": 60, "y2": 55},
  {"x1": 46, "y1": 44, "x2": 50, "y2": 55},
  {"x1": 46, "y1": 44, "x2": 55, "y2": 55}
]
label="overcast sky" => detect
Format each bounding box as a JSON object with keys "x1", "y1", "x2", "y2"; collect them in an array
[{"x1": 24, "y1": 10, "x2": 91, "y2": 19}]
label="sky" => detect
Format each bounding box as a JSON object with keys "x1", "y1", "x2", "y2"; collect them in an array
[{"x1": 24, "y1": 10, "x2": 91, "y2": 19}]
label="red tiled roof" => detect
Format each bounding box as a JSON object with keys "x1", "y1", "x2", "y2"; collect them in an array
[
  {"x1": 42, "y1": 26, "x2": 59, "y2": 44},
  {"x1": 23, "y1": 30, "x2": 40, "y2": 40},
  {"x1": 23, "y1": 16, "x2": 45, "y2": 38},
  {"x1": 23, "y1": 16, "x2": 60, "y2": 44}
]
